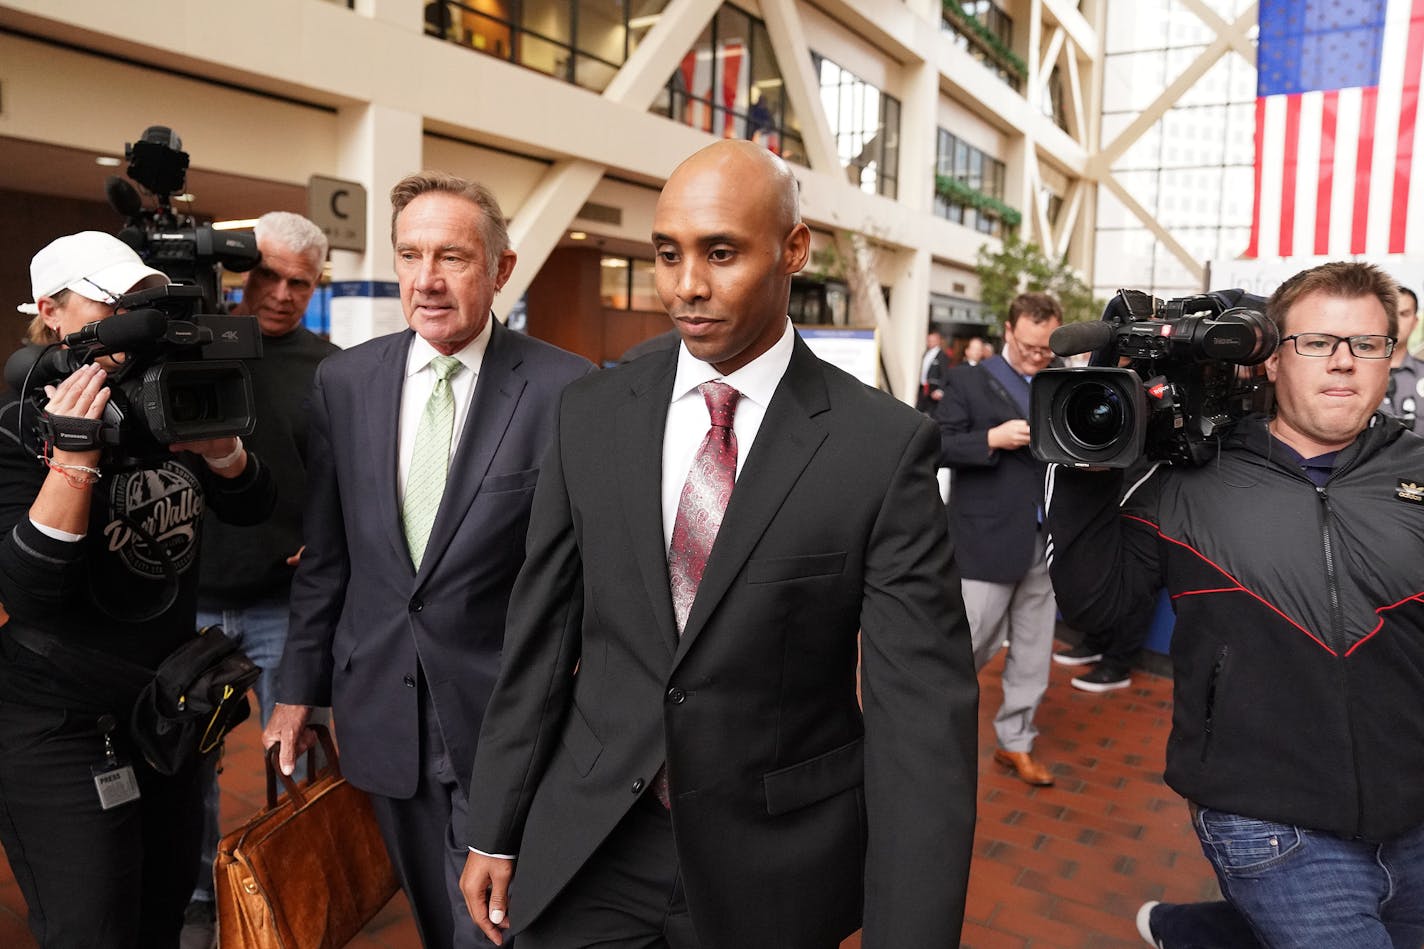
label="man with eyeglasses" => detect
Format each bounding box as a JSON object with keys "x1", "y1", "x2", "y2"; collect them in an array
[
  {"x1": 1380, "y1": 285, "x2": 1421, "y2": 430},
  {"x1": 936, "y1": 291, "x2": 1062, "y2": 787},
  {"x1": 1046, "y1": 261, "x2": 1424, "y2": 948}
]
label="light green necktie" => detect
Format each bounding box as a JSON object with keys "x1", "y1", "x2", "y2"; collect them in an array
[{"x1": 402, "y1": 355, "x2": 463, "y2": 568}]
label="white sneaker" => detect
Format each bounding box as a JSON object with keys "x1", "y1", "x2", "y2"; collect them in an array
[{"x1": 1136, "y1": 900, "x2": 1163, "y2": 947}]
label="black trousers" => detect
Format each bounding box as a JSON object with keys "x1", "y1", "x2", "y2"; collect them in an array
[
  {"x1": 520, "y1": 793, "x2": 701, "y2": 949},
  {"x1": 1081, "y1": 590, "x2": 1158, "y2": 669},
  {"x1": 0, "y1": 698, "x2": 203, "y2": 949}
]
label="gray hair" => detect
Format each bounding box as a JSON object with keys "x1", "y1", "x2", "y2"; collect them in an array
[
  {"x1": 390, "y1": 171, "x2": 510, "y2": 280},
  {"x1": 254, "y1": 211, "x2": 329, "y2": 265}
]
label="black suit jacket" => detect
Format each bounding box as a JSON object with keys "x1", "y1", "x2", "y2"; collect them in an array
[
  {"x1": 466, "y1": 335, "x2": 978, "y2": 948},
  {"x1": 935, "y1": 356, "x2": 1048, "y2": 583},
  {"x1": 277, "y1": 319, "x2": 592, "y2": 798}
]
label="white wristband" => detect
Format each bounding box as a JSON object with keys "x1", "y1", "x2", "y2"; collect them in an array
[{"x1": 205, "y1": 437, "x2": 245, "y2": 470}]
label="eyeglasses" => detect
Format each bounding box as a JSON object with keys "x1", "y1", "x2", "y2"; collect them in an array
[
  {"x1": 1280, "y1": 333, "x2": 1396, "y2": 359},
  {"x1": 1009, "y1": 337, "x2": 1054, "y2": 360}
]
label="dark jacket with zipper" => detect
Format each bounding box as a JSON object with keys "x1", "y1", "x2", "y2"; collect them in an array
[{"x1": 1046, "y1": 413, "x2": 1424, "y2": 841}]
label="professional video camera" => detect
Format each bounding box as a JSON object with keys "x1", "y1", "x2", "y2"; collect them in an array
[
  {"x1": 4, "y1": 285, "x2": 260, "y2": 468},
  {"x1": 1029, "y1": 288, "x2": 1278, "y2": 468},
  {"x1": 1, "y1": 126, "x2": 266, "y2": 467},
  {"x1": 105, "y1": 125, "x2": 259, "y2": 310}
]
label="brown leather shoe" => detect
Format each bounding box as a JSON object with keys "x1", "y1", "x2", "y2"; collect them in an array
[{"x1": 993, "y1": 749, "x2": 1054, "y2": 786}]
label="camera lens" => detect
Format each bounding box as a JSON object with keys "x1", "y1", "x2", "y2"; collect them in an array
[{"x1": 1063, "y1": 383, "x2": 1124, "y2": 449}]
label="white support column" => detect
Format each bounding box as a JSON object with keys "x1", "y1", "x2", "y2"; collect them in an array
[
  {"x1": 760, "y1": 0, "x2": 841, "y2": 174},
  {"x1": 603, "y1": 0, "x2": 720, "y2": 108},
  {"x1": 886, "y1": 246, "x2": 933, "y2": 403},
  {"x1": 327, "y1": 103, "x2": 422, "y2": 348},
  {"x1": 497, "y1": 160, "x2": 607, "y2": 319}
]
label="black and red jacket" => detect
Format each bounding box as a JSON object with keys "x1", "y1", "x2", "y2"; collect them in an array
[{"x1": 1046, "y1": 414, "x2": 1424, "y2": 841}]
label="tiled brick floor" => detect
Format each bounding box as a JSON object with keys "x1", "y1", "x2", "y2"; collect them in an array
[{"x1": 0, "y1": 639, "x2": 1219, "y2": 948}]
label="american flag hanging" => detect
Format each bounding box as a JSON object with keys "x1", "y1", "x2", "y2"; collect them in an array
[{"x1": 1246, "y1": 0, "x2": 1424, "y2": 259}]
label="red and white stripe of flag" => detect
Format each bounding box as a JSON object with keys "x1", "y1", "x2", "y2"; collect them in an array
[{"x1": 1247, "y1": 0, "x2": 1424, "y2": 258}]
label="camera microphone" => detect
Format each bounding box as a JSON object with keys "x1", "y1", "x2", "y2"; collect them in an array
[
  {"x1": 62, "y1": 308, "x2": 168, "y2": 352},
  {"x1": 1050, "y1": 321, "x2": 1116, "y2": 357},
  {"x1": 104, "y1": 175, "x2": 144, "y2": 219}
]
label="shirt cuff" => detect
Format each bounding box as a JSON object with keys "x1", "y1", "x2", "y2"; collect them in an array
[
  {"x1": 30, "y1": 518, "x2": 84, "y2": 543},
  {"x1": 467, "y1": 847, "x2": 516, "y2": 860}
]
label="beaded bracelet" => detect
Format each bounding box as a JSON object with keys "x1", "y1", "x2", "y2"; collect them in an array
[{"x1": 40, "y1": 454, "x2": 101, "y2": 490}]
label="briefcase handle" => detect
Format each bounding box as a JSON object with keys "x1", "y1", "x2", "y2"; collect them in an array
[{"x1": 264, "y1": 723, "x2": 342, "y2": 810}]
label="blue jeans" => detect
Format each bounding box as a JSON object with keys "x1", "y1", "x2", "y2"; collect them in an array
[
  {"x1": 190, "y1": 598, "x2": 289, "y2": 903},
  {"x1": 1174, "y1": 806, "x2": 1424, "y2": 948}
]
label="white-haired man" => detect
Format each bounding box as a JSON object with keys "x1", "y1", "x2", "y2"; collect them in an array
[{"x1": 183, "y1": 212, "x2": 339, "y2": 946}]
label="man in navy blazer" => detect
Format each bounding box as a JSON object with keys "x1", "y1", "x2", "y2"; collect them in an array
[
  {"x1": 936, "y1": 292, "x2": 1062, "y2": 787},
  {"x1": 458, "y1": 141, "x2": 978, "y2": 949},
  {"x1": 266, "y1": 172, "x2": 592, "y2": 948}
]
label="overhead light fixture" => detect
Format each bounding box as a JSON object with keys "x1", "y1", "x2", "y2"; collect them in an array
[
  {"x1": 629, "y1": 14, "x2": 661, "y2": 29},
  {"x1": 95, "y1": 156, "x2": 122, "y2": 167},
  {"x1": 212, "y1": 219, "x2": 260, "y2": 230},
  {"x1": 600, "y1": 257, "x2": 628, "y2": 268},
  {"x1": 569, "y1": 231, "x2": 588, "y2": 240}
]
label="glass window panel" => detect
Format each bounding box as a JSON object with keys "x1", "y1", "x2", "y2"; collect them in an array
[
  {"x1": 749, "y1": 21, "x2": 785, "y2": 149},
  {"x1": 1094, "y1": 227, "x2": 1156, "y2": 287},
  {"x1": 1114, "y1": 169, "x2": 1161, "y2": 214},
  {"x1": 1114, "y1": 120, "x2": 1163, "y2": 172},
  {"x1": 671, "y1": 22, "x2": 716, "y2": 132},
  {"x1": 966, "y1": 150, "x2": 983, "y2": 192},
  {"x1": 954, "y1": 140, "x2": 970, "y2": 179},
  {"x1": 521, "y1": 0, "x2": 570, "y2": 44},
  {"x1": 458, "y1": 6, "x2": 515, "y2": 57},
  {"x1": 1103, "y1": 51, "x2": 1168, "y2": 114},
  {"x1": 630, "y1": 259, "x2": 659, "y2": 311},
  {"x1": 714, "y1": 7, "x2": 752, "y2": 139},
  {"x1": 1219, "y1": 165, "x2": 1255, "y2": 221},
  {"x1": 1165, "y1": 0, "x2": 1215, "y2": 47},
  {"x1": 600, "y1": 256, "x2": 630, "y2": 308},
  {"x1": 575, "y1": 55, "x2": 618, "y2": 92},
  {"x1": 1222, "y1": 102, "x2": 1256, "y2": 165},
  {"x1": 577, "y1": 0, "x2": 627, "y2": 65},
  {"x1": 518, "y1": 32, "x2": 568, "y2": 80},
  {"x1": 780, "y1": 131, "x2": 807, "y2": 166}
]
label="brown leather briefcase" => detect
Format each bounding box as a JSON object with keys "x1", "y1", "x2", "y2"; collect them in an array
[{"x1": 215, "y1": 725, "x2": 399, "y2": 948}]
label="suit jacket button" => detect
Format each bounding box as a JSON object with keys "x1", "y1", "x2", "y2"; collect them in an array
[
  {"x1": 631, "y1": 779, "x2": 645, "y2": 794},
  {"x1": 666, "y1": 687, "x2": 685, "y2": 704},
  {"x1": 409, "y1": 597, "x2": 423, "y2": 613},
  {"x1": 403, "y1": 674, "x2": 416, "y2": 688}
]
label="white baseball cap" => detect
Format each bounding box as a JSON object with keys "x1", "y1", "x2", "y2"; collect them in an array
[{"x1": 18, "y1": 231, "x2": 168, "y2": 316}]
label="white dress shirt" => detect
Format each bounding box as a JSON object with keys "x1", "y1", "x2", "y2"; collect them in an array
[
  {"x1": 397, "y1": 316, "x2": 492, "y2": 503},
  {"x1": 661, "y1": 319, "x2": 795, "y2": 550}
]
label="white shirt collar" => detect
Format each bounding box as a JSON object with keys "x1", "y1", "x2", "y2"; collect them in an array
[
  {"x1": 405, "y1": 313, "x2": 493, "y2": 378},
  {"x1": 669, "y1": 318, "x2": 795, "y2": 409}
]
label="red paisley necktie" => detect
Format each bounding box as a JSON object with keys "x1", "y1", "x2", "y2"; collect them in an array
[
  {"x1": 667, "y1": 381, "x2": 742, "y2": 635},
  {"x1": 655, "y1": 381, "x2": 740, "y2": 808}
]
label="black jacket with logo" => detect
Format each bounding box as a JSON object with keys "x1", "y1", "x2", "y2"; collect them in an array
[
  {"x1": 1046, "y1": 414, "x2": 1424, "y2": 840},
  {"x1": 0, "y1": 393, "x2": 276, "y2": 712}
]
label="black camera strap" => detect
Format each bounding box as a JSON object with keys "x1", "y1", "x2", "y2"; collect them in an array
[{"x1": 41, "y1": 412, "x2": 106, "y2": 453}]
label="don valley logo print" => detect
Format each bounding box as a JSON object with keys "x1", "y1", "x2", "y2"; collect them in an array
[{"x1": 103, "y1": 462, "x2": 205, "y2": 577}]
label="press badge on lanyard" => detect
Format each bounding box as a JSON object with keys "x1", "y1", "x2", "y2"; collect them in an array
[{"x1": 91, "y1": 713, "x2": 140, "y2": 810}]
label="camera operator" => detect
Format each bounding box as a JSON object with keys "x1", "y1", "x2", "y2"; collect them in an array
[
  {"x1": 1046, "y1": 261, "x2": 1424, "y2": 947},
  {"x1": 0, "y1": 231, "x2": 275, "y2": 948}
]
